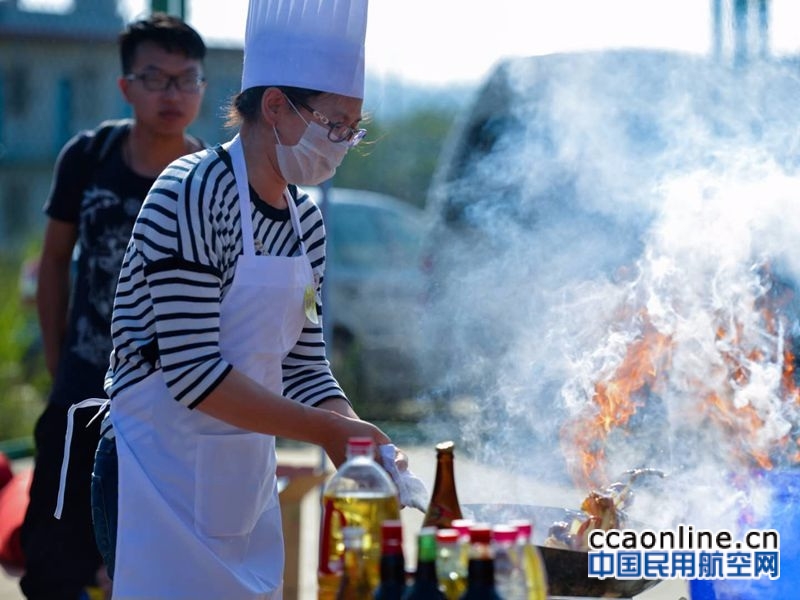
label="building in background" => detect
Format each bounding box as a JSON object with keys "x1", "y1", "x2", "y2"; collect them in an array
[{"x1": 0, "y1": 0, "x2": 243, "y2": 250}]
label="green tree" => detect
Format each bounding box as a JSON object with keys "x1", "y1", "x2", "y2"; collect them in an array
[
  {"x1": 334, "y1": 107, "x2": 456, "y2": 208},
  {"x1": 0, "y1": 252, "x2": 47, "y2": 444}
]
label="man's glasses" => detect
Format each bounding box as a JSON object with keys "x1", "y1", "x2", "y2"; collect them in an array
[
  {"x1": 294, "y1": 100, "x2": 367, "y2": 147},
  {"x1": 124, "y1": 71, "x2": 206, "y2": 94}
]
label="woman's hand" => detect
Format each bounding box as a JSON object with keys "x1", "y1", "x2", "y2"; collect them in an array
[{"x1": 320, "y1": 411, "x2": 391, "y2": 467}]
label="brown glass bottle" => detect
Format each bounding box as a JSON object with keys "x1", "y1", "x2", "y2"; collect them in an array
[{"x1": 422, "y1": 441, "x2": 464, "y2": 529}]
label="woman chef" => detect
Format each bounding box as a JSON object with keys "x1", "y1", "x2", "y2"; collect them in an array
[{"x1": 91, "y1": 0, "x2": 402, "y2": 597}]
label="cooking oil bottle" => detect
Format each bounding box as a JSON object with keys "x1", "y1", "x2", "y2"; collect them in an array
[
  {"x1": 422, "y1": 441, "x2": 463, "y2": 529},
  {"x1": 318, "y1": 437, "x2": 401, "y2": 600}
]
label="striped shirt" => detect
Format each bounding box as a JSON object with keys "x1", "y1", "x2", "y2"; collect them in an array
[{"x1": 105, "y1": 145, "x2": 346, "y2": 409}]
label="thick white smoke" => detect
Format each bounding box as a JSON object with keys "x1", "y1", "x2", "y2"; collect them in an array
[{"x1": 418, "y1": 49, "x2": 800, "y2": 535}]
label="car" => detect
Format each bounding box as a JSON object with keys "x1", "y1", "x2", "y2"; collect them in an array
[
  {"x1": 418, "y1": 48, "x2": 800, "y2": 423},
  {"x1": 305, "y1": 186, "x2": 427, "y2": 417}
]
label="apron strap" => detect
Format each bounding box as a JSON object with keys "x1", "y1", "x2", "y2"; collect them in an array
[
  {"x1": 54, "y1": 398, "x2": 110, "y2": 519},
  {"x1": 229, "y1": 134, "x2": 308, "y2": 258}
]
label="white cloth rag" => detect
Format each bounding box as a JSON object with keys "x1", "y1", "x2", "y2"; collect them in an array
[{"x1": 380, "y1": 444, "x2": 429, "y2": 512}]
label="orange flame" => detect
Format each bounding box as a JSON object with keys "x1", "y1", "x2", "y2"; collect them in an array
[{"x1": 562, "y1": 263, "x2": 800, "y2": 489}]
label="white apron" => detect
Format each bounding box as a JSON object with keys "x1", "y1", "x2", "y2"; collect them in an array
[{"x1": 109, "y1": 135, "x2": 314, "y2": 599}]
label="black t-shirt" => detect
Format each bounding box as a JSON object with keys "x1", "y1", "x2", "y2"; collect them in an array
[{"x1": 44, "y1": 126, "x2": 154, "y2": 405}]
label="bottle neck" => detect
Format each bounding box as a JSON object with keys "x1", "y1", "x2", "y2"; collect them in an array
[
  {"x1": 414, "y1": 558, "x2": 439, "y2": 584},
  {"x1": 467, "y1": 557, "x2": 496, "y2": 589},
  {"x1": 432, "y1": 453, "x2": 456, "y2": 494},
  {"x1": 379, "y1": 552, "x2": 406, "y2": 582}
]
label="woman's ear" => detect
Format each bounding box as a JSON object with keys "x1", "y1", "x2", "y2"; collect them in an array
[{"x1": 260, "y1": 87, "x2": 285, "y2": 126}]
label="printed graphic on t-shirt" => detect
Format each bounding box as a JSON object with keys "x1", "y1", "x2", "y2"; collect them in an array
[{"x1": 70, "y1": 186, "x2": 142, "y2": 367}]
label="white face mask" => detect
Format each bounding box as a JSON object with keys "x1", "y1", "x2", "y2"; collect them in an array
[{"x1": 275, "y1": 110, "x2": 350, "y2": 186}]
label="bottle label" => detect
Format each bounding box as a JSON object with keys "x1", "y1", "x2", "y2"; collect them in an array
[
  {"x1": 319, "y1": 497, "x2": 345, "y2": 575},
  {"x1": 426, "y1": 503, "x2": 458, "y2": 524}
]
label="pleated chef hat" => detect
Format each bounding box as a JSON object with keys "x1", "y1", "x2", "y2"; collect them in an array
[{"x1": 241, "y1": 0, "x2": 368, "y2": 100}]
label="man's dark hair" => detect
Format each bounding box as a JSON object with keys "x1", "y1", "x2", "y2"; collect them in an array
[{"x1": 119, "y1": 12, "x2": 206, "y2": 74}]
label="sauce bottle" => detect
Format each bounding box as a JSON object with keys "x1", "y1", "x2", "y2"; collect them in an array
[
  {"x1": 435, "y1": 527, "x2": 466, "y2": 600},
  {"x1": 459, "y1": 524, "x2": 503, "y2": 600},
  {"x1": 422, "y1": 441, "x2": 463, "y2": 529},
  {"x1": 403, "y1": 526, "x2": 445, "y2": 599},
  {"x1": 374, "y1": 520, "x2": 409, "y2": 600}
]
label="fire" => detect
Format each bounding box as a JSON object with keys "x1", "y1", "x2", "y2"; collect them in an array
[
  {"x1": 561, "y1": 262, "x2": 800, "y2": 489},
  {"x1": 562, "y1": 313, "x2": 672, "y2": 487}
]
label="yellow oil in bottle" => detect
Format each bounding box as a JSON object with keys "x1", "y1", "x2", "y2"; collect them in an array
[{"x1": 317, "y1": 491, "x2": 401, "y2": 600}]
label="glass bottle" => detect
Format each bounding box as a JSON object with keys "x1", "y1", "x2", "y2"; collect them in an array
[
  {"x1": 459, "y1": 524, "x2": 503, "y2": 600},
  {"x1": 336, "y1": 526, "x2": 373, "y2": 600},
  {"x1": 435, "y1": 527, "x2": 466, "y2": 600},
  {"x1": 422, "y1": 441, "x2": 464, "y2": 529},
  {"x1": 403, "y1": 527, "x2": 445, "y2": 599},
  {"x1": 507, "y1": 520, "x2": 548, "y2": 600},
  {"x1": 319, "y1": 437, "x2": 401, "y2": 600},
  {"x1": 492, "y1": 525, "x2": 526, "y2": 600},
  {"x1": 374, "y1": 520, "x2": 409, "y2": 600}
]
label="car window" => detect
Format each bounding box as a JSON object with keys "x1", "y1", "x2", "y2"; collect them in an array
[
  {"x1": 374, "y1": 208, "x2": 422, "y2": 267},
  {"x1": 329, "y1": 205, "x2": 389, "y2": 270}
]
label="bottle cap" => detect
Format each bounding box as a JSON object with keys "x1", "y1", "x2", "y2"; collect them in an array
[
  {"x1": 380, "y1": 520, "x2": 403, "y2": 554},
  {"x1": 381, "y1": 519, "x2": 403, "y2": 541},
  {"x1": 436, "y1": 528, "x2": 460, "y2": 544},
  {"x1": 451, "y1": 519, "x2": 475, "y2": 537},
  {"x1": 435, "y1": 440, "x2": 455, "y2": 454},
  {"x1": 468, "y1": 523, "x2": 492, "y2": 544},
  {"x1": 346, "y1": 437, "x2": 375, "y2": 457},
  {"x1": 491, "y1": 525, "x2": 518, "y2": 544},
  {"x1": 419, "y1": 526, "x2": 438, "y2": 537},
  {"x1": 418, "y1": 527, "x2": 439, "y2": 562},
  {"x1": 508, "y1": 519, "x2": 533, "y2": 540}
]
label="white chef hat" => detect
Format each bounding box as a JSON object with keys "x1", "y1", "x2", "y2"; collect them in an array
[{"x1": 241, "y1": 0, "x2": 368, "y2": 100}]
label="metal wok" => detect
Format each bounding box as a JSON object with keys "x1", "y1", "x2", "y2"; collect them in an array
[{"x1": 462, "y1": 503, "x2": 661, "y2": 598}]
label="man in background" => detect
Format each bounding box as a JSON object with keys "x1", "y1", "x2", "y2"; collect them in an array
[{"x1": 20, "y1": 13, "x2": 207, "y2": 599}]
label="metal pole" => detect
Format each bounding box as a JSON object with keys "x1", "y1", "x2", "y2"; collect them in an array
[
  {"x1": 733, "y1": 0, "x2": 749, "y2": 68},
  {"x1": 711, "y1": 0, "x2": 723, "y2": 61},
  {"x1": 151, "y1": 0, "x2": 185, "y2": 18},
  {"x1": 757, "y1": 0, "x2": 769, "y2": 59}
]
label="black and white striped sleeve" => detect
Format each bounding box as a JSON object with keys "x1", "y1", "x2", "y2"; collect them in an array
[{"x1": 127, "y1": 152, "x2": 236, "y2": 408}]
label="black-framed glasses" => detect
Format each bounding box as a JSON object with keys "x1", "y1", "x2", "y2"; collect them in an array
[
  {"x1": 295, "y1": 100, "x2": 367, "y2": 147},
  {"x1": 124, "y1": 71, "x2": 206, "y2": 93}
]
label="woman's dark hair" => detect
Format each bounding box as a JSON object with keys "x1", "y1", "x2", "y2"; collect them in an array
[
  {"x1": 119, "y1": 12, "x2": 206, "y2": 74},
  {"x1": 224, "y1": 86, "x2": 324, "y2": 129}
]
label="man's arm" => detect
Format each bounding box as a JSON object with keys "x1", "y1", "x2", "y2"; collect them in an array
[{"x1": 37, "y1": 218, "x2": 77, "y2": 377}]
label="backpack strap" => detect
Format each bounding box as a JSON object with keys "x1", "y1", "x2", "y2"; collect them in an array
[{"x1": 84, "y1": 118, "x2": 133, "y2": 165}]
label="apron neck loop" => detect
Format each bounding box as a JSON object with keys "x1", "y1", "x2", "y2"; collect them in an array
[{"x1": 229, "y1": 135, "x2": 308, "y2": 258}]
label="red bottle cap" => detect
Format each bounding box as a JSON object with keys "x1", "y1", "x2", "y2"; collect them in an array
[
  {"x1": 347, "y1": 437, "x2": 374, "y2": 456},
  {"x1": 491, "y1": 525, "x2": 518, "y2": 544},
  {"x1": 381, "y1": 520, "x2": 404, "y2": 554},
  {"x1": 451, "y1": 518, "x2": 475, "y2": 537},
  {"x1": 508, "y1": 519, "x2": 533, "y2": 540},
  {"x1": 436, "y1": 528, "x2": 460, "y2": 544},
  {"x1": 468, "y1": 523, "x2": 492, "y2": 544}
]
